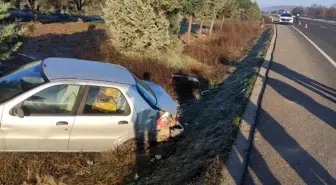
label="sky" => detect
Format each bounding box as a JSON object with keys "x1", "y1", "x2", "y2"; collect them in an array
[{"x1": 258, "y1": 0, "x2": 335, "y2": 8}]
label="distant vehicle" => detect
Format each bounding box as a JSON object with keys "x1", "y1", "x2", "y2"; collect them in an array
[
  {"x1": 279, "y1": 12, "x2": 294, "y2": 24},
  {"x1": 271, "y1": 14, "x2": 280, "y2": 23},
  {"x1": 0, "y1": 58, "x2": 184, "y2": 152}
]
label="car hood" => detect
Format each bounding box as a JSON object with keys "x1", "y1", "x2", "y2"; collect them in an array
[{"x1": 143, "y1": 81, "x2": 178, "y2": 115}]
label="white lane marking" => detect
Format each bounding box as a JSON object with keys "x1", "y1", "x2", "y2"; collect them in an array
[
  {"x1": 292, "y1": 26, "x2": 336, "y2": 68},
  {"x1": 320, "y1": 26, "x2": 327, "y2": 29}
]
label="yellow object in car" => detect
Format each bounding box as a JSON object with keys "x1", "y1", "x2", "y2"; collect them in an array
[{"x1": 92, "y1": 87, "x2": 121, "y2": 112}]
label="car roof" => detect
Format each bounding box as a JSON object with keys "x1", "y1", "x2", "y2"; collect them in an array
[{"x1": 42, "y1": 58, "x2": 136, "y2": 85}]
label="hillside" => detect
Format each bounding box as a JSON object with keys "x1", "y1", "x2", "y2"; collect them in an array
[{"x1": 261, "y1": 5, "x2": 298, "y2": 12}]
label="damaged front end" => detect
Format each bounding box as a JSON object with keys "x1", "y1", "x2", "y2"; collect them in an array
[{"x1": 156, "y1": 111, "x2": 184, "y2": 142}]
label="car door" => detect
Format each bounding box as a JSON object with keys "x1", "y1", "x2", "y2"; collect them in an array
[
  {"x1": 68, "y1": 85, "x2": 135, "y2": 152},
  {"x1": 0, "y1": 83, "x2": 84, "y2": 152}
]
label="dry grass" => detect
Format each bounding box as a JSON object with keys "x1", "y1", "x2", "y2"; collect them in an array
[
  {"x1": 0, "y1": 142, "x2": 135, "y2": 185},
  {"x1": 22, "y1": 22, "x2": 108, "y2": 37},
  {"x1": 185, "y1": 21, "x2": 261, "y2": 65},
  {"x1": 0, "y1": 20, "x2": 267, "y2": 185},
  {"x1": 0, "y1": 141, "x2": 146, "y2": 185},
  {"x1": 76, "y1": 20, "x2": 262, "y2": 96},
  {"x1": 0, "y1": 139, "x2": 181, "y2": 185},
  {"x1": 19, "y1": 21, "x2": 261, "y2": 96},
  {"x1": 183, "y1": 20, "x2": 261, "y2": 85}
]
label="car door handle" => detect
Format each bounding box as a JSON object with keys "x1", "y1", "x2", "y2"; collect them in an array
[
  {"x1": 56, "y1": 121, "x2": 68, "y2": 126},
  {"x1": 118, "y1": 121, "x2": 128, "y2": 125}
]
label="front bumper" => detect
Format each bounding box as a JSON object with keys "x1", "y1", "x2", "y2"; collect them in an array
[{"x1": 279, "y1": 19, "x2": 293, "y2": 24}]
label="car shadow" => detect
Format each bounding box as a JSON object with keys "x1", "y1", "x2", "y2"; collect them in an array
[{"x1": 133, "y1": 109, "x2": 158, "y2": 180}]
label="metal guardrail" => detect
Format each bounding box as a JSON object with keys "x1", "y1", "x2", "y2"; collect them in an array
[{"x1": 299, "y1": 17, "x2": 336, "y2": 25}]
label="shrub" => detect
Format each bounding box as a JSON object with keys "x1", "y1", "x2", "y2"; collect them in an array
[
  {"x1": 0, "y1": 2, "x2": 22, "y2": 60},
  {"x1": 103, "y1": 0, "x2": 173, "y2": 56},
  {"x1": 246, "y1": 1, "x2": 261, "y2": 20}
]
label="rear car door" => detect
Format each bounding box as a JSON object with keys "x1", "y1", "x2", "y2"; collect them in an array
[
  {"x1": 0, "y1": 83, "x2": 84, "y2": 151},
  {"x1": 68, "y1": 85, "x2": 135, "y2": 152}
]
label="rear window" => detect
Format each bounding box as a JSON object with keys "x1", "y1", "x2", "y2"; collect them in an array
[{"x1": 132, "y1": 75, "x2": 157, "y2": 107}]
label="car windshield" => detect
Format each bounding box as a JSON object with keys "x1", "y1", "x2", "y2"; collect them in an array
[
  {"x1": 281, "y1": 13, "x2": 292, "y2": 17},
  {"x1": 0, "y1": 61, "x2": 47, "y2": 104},
  {"x1": 132, "y1": 74, "x2": 157, "y2": 107}
]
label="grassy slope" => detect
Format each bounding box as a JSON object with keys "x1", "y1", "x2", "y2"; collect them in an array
[
  {"x1": 138, "y1": 28, "x2": 273, "y2": 185},
  {"x1": 0, "y1": 22, "x2": 271, "y2": 185}
]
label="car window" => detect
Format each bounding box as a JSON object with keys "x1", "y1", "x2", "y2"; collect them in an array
[
  {"x1": 83, "y1": 86, "x2": 130, "y2": 115},
  {"x1": 132, "y1": 74, "x2": 157, "y2": 107},
  {"x1": 22, "y1": 85, "x2": 80, "y2": 115},
  {"x1": 0, "y1": 61, "x2": 46, "y2": 104},
  {"x1": 281, "y1": 13, "x2": 292, "y2": 17}
]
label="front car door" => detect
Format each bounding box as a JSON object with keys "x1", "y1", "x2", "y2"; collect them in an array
[
  {"x1": 0, "y1": 82, "x2": 84, "y2": 152},
  {"x1": 68, "y1": 84, "x2": 135, "y2": 151}
]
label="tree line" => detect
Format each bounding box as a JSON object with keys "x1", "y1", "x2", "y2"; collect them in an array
[
  {"x1": 0, "y1": 0, "x2": 261, "y2": 61},
  {"x1": 103, "y1": 0, "x2": 261, "y2": 56},
  {"x1": 292, "y1": 4, "x2": 336, "y2": 20},
  {"x1": 274, "y1": 4, "x2": 336, "y2": 20},
  {"x1": 0, "y1": 0, "x2": 103, "y2": 13}
]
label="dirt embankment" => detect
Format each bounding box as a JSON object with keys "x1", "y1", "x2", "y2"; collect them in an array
[
  {"x1": 18, "y1": 20, "x2": 262, "y2": 99},
  {"x1": 0, "y1": 21, "x2": 272, "y2": 185}
]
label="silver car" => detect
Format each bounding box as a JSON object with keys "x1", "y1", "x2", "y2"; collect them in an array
[{"x1": 0, "y1": 58, "x2": 183, "y2": 152}]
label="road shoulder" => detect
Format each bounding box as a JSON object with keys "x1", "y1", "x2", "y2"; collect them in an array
[{"x1": 220, "y1": 25, "x2": 277, "y2": 185}]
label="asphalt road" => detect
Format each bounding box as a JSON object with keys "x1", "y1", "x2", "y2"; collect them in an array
[
  {"x1": 243, "y1": 25, "x2": 336, "y2": 184},
  {"x1": 294, "y1": 18, "x2": 336, "y2": 63}
]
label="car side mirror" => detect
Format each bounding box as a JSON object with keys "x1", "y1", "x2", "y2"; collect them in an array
[{"x1": 10, "y1": 105, "x2": 25, "y2": 118}]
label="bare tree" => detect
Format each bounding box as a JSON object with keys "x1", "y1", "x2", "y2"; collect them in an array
[
  {"x1": 46, "y1": 0, "x2": 62, "y2": 10},
  {"x1": 14, "y1": 0, "x2": 21, "y2": 8},
  {"x1": 26, "y1": 0, "x2": 42, "y2": 11},
  {"x1": 70, "y1": 0, "x2": 90, "y2": 12}
]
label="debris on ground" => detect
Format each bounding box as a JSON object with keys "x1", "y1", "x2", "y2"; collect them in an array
[{"x1": 154, "y1": 155, "x2": 162, "y2": 160}]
